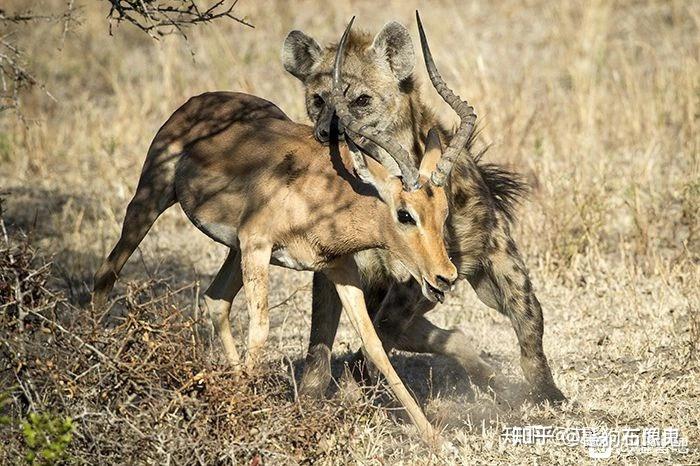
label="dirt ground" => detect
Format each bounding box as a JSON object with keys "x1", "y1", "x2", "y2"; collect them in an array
[{"x1": 1, "y1": 0, "x2": 698, "y2": 464}]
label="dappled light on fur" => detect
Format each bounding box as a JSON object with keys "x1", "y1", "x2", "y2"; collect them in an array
[{"x1": 1, "y1": 0, "x2": 698, "y2": 463}]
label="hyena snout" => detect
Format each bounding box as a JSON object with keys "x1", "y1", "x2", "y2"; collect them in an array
[
  {"x1": 314, "y1": 121, "x2": 330, "y2": 144},
  {"x1": 314, "y1": 105, "x2": 344, "y2": 144}
]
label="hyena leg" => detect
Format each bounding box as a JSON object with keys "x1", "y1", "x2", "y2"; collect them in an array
[
  {"x1": 298, "y1": 272, "x2": 342, "y2": 398},
  {"x1": 372, "y1": 280, "x2": 427, "y2": 353},
  {"x1": 239, "y1": 236, "x2": 273, "y2": 371},
  {"x1": 369, "y1": 281, "x2": 496, "y2": 386},
  {"x1": 468, "y1": 246, "x2": 566, "y2": 403},
  {"x1": 325, "y1": 258, "x2": 440, "y2": 446},
  {"x1": 299, "y1": 274, "x2": 387, "y2": 398},
  {"x1": 93, "y1": 169, "x2": 175, "y2": 310},
  {"x1": 394, "y1": 316, "x2": 498, "y2": 387},
  {"x1": 204, "y1": 248, "x2": 244, "y2": 366}
]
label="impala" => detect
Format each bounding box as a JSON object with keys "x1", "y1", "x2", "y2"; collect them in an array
[{"x1": 92, "y1": 18, "x2": 476, "y2": 444}]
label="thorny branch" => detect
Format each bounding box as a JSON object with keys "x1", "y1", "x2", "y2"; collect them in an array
[
  {"x1": 0, "y1": 3, "x2": 76, "y2": 113},
  {"x1": 0, "y1": 5, "x2": 76, "y2": 24},
  {"x1": 0, "y1": 36, "x2": 58, "y2": 113},
  {"x1": 0, "y1": 1, "x2": 252, "y2": 114},
  {"x1": 107, "y1": 0, "x2": 253, "y2": 39}
]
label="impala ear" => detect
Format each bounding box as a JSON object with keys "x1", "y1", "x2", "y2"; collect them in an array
[
  {"x1": 371, "y1": 21, "x2": 415, "y2": 81},
  {"x1": 419, "y1": 127, "x2": 443, "y2": 179},
  {"x1": 347, "y1": 139, "x2": 397, "y2": 203},
  {"x1": 282, "y1": 30, "x2": 322, "y2": 81}
]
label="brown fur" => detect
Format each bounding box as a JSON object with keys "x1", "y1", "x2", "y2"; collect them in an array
[
  {"x1": 92, "y1": 91, "x2": 466, "y2": 444},
  {"x1": 285, "y1": 24, "x2": 566, "y2": 403}
]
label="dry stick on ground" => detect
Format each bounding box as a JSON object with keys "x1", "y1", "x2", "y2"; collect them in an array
[{"x1": 25, "y1": 308, "x2": 114, "y2": 364}]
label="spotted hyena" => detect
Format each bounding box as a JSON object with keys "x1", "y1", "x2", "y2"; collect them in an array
[{"x1": 282, "y1": 19, "x2": 566, "y2": 403}]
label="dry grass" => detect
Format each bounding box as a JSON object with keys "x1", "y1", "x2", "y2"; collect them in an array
[
  {"x1": 0, "y1": 0, "x2": 698, "y2": 464},
  {"x1": 0, "y1": 224, "x2": 399, "y2": 464}
]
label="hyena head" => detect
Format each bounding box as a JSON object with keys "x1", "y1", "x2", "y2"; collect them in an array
[{"x1": 282, "y1": 22, "x2": 416, "y2": 144}]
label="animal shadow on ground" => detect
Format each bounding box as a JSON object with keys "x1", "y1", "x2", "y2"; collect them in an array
[{"x1": 290, "y1": 350, "x2": 536, "y2": 430}]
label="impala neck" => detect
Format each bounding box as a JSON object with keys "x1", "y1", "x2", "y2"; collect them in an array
[
  {"x1": 333, "y1": 143, "x2": 401, "y2": 255},
  {"x1": 358, "y1": 201, "x2": 395, "y2": 250}
]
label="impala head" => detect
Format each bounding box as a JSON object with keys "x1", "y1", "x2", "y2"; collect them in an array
[
  {"x1": 347, "y1": 128, "x2": 456, "y2": 302},
  {"x1": 323, "y1": 16, "x2": 477, "y2": 303},
  {"x1": 283, "y1": 19, "x2": 415, "y2": 144}
]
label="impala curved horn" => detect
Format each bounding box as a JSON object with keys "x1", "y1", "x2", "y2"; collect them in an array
[
  {"x1": 416, "y1": 11, "x2": 477, "y2": 187},
  {"x1": 330, "y1": 17, "x2": 420, "y2": 190}
]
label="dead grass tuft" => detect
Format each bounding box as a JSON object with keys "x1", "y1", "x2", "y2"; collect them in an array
[
  {"x1": 0, "y1": 226, "x2": 392, "y2": 465},
  {"x1": 1, "y1": 0, "x2": 698, "y2": 463}
]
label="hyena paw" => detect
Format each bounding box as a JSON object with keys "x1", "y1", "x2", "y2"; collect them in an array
[
  {"x1": 532, "y1": 384, "x2": 567, "y2": 405},
  {"x1": 298, "y1": 345, "x2": 332, "y2": 398}
]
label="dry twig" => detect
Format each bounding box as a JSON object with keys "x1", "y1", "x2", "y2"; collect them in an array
[
  {"x1": 106, "y1": 0, "x2": 253, "y2": 39},
  {"x1": 0, "y1": 1, "x2": 252, "y2": 113}
]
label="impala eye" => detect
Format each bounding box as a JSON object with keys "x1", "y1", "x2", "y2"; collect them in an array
[
  {"x1": 397, "y1": 209, "x2": 416, "y2": 225},
  {"x1": 312, "y1": 94, "x2": 324, "y2": 108},
  {"x1": 353, "y1": 94, "x2": 372, "y2": 107}
]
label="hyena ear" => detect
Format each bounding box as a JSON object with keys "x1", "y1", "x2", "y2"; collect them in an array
[
  {"x1": 282, "y1": 30, "x2": 322, "y2": 81},
  {"x1": 371, "y1": 21, "x2": 415, "y2": 81}
]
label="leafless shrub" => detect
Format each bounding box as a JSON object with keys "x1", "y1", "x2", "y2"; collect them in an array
[
  {"x1": 0, "y1": 1, "x2": 251, "y2": 114},
  {"x1": 0, "y1": 201, "x2": 56, "y2": 324},
  {"x1": 0, "y1": 219, "x2": 375, "y2": 464},
  {"x1": 107, "y1": 0, "x2": 253, "y2": 38}
]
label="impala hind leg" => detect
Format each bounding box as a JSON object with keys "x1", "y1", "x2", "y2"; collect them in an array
[
  {"x1": 93, "y1": 173, "x2": 175, "y2": 310},
  {"x1": 325, "y1": 258, "x2": 440, "y2": 446},
  {"x1": 239, "y1": 237, "x2": 273, "y2": 372},
  {"x1": 204, "y1": 249, "x2": 244, "y2": 366}
]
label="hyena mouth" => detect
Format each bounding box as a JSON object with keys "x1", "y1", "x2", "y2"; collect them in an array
[
  {"x1": 423, "y1": 279, "x2": 445, "y2": 303},
  {"x1": 321, "y1": 112, "x2": 345, "y2": 146}
]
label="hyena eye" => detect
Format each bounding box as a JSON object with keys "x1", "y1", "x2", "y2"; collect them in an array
[
  {"x1": 352, "y1": 94, "x2": 372, "y2": 107},
  {"x1": 397, "y1": 209, "x2": 416, "y2": 225},
  {"x1": 312, "y1": 94, "x2": 325, "y2": 108}
]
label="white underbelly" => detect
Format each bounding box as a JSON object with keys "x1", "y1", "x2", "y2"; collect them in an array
[{"x1": 270, "y1": 247, "x2": 316, "y2": 271}]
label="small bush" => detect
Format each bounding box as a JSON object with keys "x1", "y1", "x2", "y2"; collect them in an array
[{"x1": 21, "y1": 413, "x2": 74, "y2": 465}]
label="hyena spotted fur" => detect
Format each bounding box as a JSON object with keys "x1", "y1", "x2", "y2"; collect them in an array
[{"x1": 283, "y1": 21, "x2": 566, "y2": 403}]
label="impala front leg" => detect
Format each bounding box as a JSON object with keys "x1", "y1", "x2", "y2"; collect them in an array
[
  {"x1": 240, "y1": 236, "x2": 273, "y2": 372},
  {"x1": 324, "y1": 257, "x2": 441, "y2": 446}
]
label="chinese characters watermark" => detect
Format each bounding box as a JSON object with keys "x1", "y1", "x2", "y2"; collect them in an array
[{"x1": 500, "y1": 426, "x2": 690, "y2": 459}]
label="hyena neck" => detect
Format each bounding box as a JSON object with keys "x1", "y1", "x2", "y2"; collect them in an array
[
  {"x1": 397, "y1": 75, "x2": 513, "y2": 265},
  {"x1": 387, "y1": 83, "x2": 439, "y2": 166},
  {"x1": 392, "y1": 78, "x2": 462, "y2": 163}
]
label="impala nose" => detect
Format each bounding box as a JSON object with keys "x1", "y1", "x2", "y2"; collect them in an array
[{"x1": 435, "y1": 274, "x2": 455, "y2": 292}]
